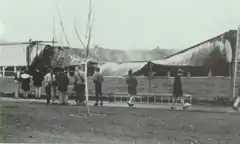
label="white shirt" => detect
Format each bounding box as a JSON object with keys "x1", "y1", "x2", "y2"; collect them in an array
[{"x1": 44, "y1": 73, "x2": 56, "y2": 85}]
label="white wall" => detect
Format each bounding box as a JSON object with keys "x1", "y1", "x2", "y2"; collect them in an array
[{"x1": 0, "y1": 45, "x2": 27, "y2": 66}]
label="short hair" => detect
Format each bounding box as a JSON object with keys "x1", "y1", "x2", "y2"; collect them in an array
[
  {"x1": 128, "y1": 69, "x2": 133, "y2": 75},
  {"x1": 96, "y1": 67, "x2": 100, "y2": 72}
]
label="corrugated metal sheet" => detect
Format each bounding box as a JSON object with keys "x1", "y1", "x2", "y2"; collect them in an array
[{"x1": 152, "y1": 38, "x2": 232, "y2": 66}]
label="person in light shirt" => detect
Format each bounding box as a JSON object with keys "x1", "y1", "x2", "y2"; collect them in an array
[
  {"x1": 14, "y1": 68, "x2": 22, "y2": 98},
  {"x1": 74, "y1": 65, "x2": 85, "y2": 105},
  {"x1": 44, "y1": 68, "x2": 56, "y2": 104}
]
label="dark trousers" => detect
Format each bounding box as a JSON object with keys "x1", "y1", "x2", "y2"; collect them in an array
[
  {"x1": 76, "y1": 84, "x2": 85, "y2": 103},
  {"x1": 95, "y1": 83, "x2": 102, "y2": 103},
  {"x1": 45, "y1": 85, "x2": 51, "y2": 104}
]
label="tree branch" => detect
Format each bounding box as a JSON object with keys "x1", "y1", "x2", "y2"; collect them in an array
[{"x1": 74, "y1": 20, "x2": 86, "y2": 49}]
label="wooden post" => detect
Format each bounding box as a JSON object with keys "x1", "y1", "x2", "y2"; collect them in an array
[
  {"x1": 232, "y1": 26, "x2": 240, "y2": 99},
  {"x1": 208, "y1": 69, "x2": 212, "y2": 77},
  {"x1": 3, "y1": 66, "x2": 5, "y2": 77},
  {"x1": 148, "y1": 62, "x2": 152, "y2": 93},
  {"x1": 167, "y1": 70, "x2": 170, "y2": 77}
]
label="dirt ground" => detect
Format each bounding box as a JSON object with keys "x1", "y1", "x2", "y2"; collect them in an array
[{"x1": 1, "y1": 100, "x2": 240, "y2": 144}]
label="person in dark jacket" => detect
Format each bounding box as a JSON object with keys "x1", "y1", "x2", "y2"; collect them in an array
[
  {"x1": 32, "y1": 68, "x2": 44, "y2": 99},
  {"x1": 20, "y1": 70, "x2": 31, "y2": 99},
  {"x1": 93, "y1": 67, "x2": 104, "y2": 106},
  {"x1": 126, "y1": 69, "x2": 138, "y2": 107},
  {"x1": 56, "y1": 68, "x2": 70, "y2": 105},
  {"x1": 170, "y1": 69, "x2": 188, "y2": 110}
]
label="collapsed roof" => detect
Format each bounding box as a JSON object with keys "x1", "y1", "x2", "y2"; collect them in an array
[{"x1": 100, "y1": 30, "x2": 237, "y2": 76}]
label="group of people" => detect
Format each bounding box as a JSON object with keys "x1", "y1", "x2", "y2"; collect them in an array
[
  {"x1": 14, "y1": 67, "x2": 70, "y2": 105},
  {"x1": 14, "y1": 65, "x2": 105, "y2": 106},
  {"x1": 13, "y1": 65, "x2": 191, "y2": 109},
  {"x1": 125, "y1": 68, "x2": 190, "y2": 109}
]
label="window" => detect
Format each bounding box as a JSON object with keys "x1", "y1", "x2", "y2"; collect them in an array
[
  {"x1": 154, "y1": 69, "x2": 168, "y2": 76},
  {"x1": 5, "y1": 66, "x2": 15, "y2": 77}
]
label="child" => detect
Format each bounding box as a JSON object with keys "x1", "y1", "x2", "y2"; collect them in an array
[
  {"x1": 170, "y1": 69, "x2": 189, "y2": 110},
  {"x1": 32, "y1": 68, "x2": 44, "y2": 99},
  {"x1": 126, "y1": 69, "x2": 138, "y2": 107},
  {"x1": 20, "y1": 70, "x2": 31, "y2": 99},
  {"x1": 56, "y1": 68, "x2": 70, "y2": 105}
]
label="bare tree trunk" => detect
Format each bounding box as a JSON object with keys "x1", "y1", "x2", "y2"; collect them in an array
[{"x1": 84, "y1": 61, "x2": 90, "y2": 116}]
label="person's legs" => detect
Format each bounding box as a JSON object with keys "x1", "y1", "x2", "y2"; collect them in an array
[
  {"x1": 99, "y1": 84, "x2": 103, "y2": 105},
  {"x1": 59, "y1": 92, "x2": 64, "y2": 104},
  {"x1": 80, "y1": 84, "x2": 85, "y2": 103},
  {"x1": 170, "y1": 95, "x2": 177, "y2": 109},
  {"x1": 64, "y1": 92, "x2": 68, "y2": 104},
  {"x1": 75, "y1": 84, "x2": 80, "y2": 104},
  {"x1": 94, "y1": 84, "x2": 99, "y2": 105},
  {"x1": 45, "y1": 85, "x2": 51, "y2": 104},
  {"x1": 14, "y1": 82, "x2": 20, "y2": 98},
  {"x1": 25, "y1": 91, "x2": 28, "y2": 99},
  {"x1": 127, "y1": 94, "x2": 135, "y2": 107},
  {"x1": 38, "y1": 87, "x2": 42, "y2": 99},
  {"x1": 52, "y1": 86, "x2": 56, "y2": 103},
  {"x1": 35, "y1": 87, "x2": 38, "y2": 98}
]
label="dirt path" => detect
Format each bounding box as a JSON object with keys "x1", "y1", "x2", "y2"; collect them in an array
[{"x1": 1, "y1": 99, "x2": 240, "y2": 143}]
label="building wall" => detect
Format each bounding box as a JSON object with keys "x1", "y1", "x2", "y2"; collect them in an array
[
  {"x1": 0, "y1": 76, "x2": 231, "y2": 100},
  {"x1": 87, "y1": 77, "x2": 231, "y2": 101}
]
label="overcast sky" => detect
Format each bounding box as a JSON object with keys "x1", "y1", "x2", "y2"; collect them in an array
[{"x1": 0, "y1": 0, "x2": 240, "y2": 50}]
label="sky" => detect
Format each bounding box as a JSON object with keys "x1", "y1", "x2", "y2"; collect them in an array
[{"x1": 0, "y1": 0, "x2": 240, "y2": 50}]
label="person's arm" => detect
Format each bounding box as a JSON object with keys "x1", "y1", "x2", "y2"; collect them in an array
[
  {"x1": 81, "y1": 72, "x2": 85, "y2": 81},
  {"x1": 66, "y1": 75, "x2": 70, "y2": 85},
  {"x1": 43, "y1": 74, "x2": 47, "y2": 84},
  {"x1": 135, "y1": 77, "x2": 138, "y2": 87},
  {"x1": 93, "y1": 73, "x2": 97, "y2": 82},
  {"x1": 53, "y1": 75, "x2": 56, "y2": 82},
  {"x1": 126, "y1": 77, "x2": 128, "y2": 84}
]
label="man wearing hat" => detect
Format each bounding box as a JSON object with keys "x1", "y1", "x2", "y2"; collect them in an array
[{"x1": 171, "y1": 68, "x2": 189, "y2": 110}]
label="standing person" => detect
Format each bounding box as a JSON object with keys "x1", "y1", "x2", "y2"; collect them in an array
[
  {"x1": 32, "y1": 68, "x2": 44, "y2": 99},
  {"x1": 20, "y1": 70, "x2": 31, "y2": 99},
  {"x1": 44, "y1": 68, "x2": 56, "y2": 104},
  {"x1": 52, "y1": 69, "x2": 58, "y2": 104},
  {"x1": 74, "y1": 66, "x2": 85, "y2": 105},
  {"x1": 126, "y1": 69, "x2": 138, "y2": 107},
  {"x1": 93, "y1": 67, "x2": 104, "y2": 106},
  {"x1": 14, "y1": 68, "x2": 22, "y2": 98},
  {"x1": 170, "y1": 69, "x2": 189, "y2": 110},
  {"x1": 56, "y1": 68, "x2": 70, "y2": 105}
]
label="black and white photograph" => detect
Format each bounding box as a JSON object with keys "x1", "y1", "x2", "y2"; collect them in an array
[{"x1": 0, "y1": 0, "x2": 240, "y2": 143}]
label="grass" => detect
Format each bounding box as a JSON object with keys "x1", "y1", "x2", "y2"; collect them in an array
[{"x1": 0, "y1": 100, "x2": 240, "y2": 144}]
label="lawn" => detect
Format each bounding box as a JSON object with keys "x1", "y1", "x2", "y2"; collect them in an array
[{"x1": 0, "y1": 101, "x2": 240, "y2": 144}]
